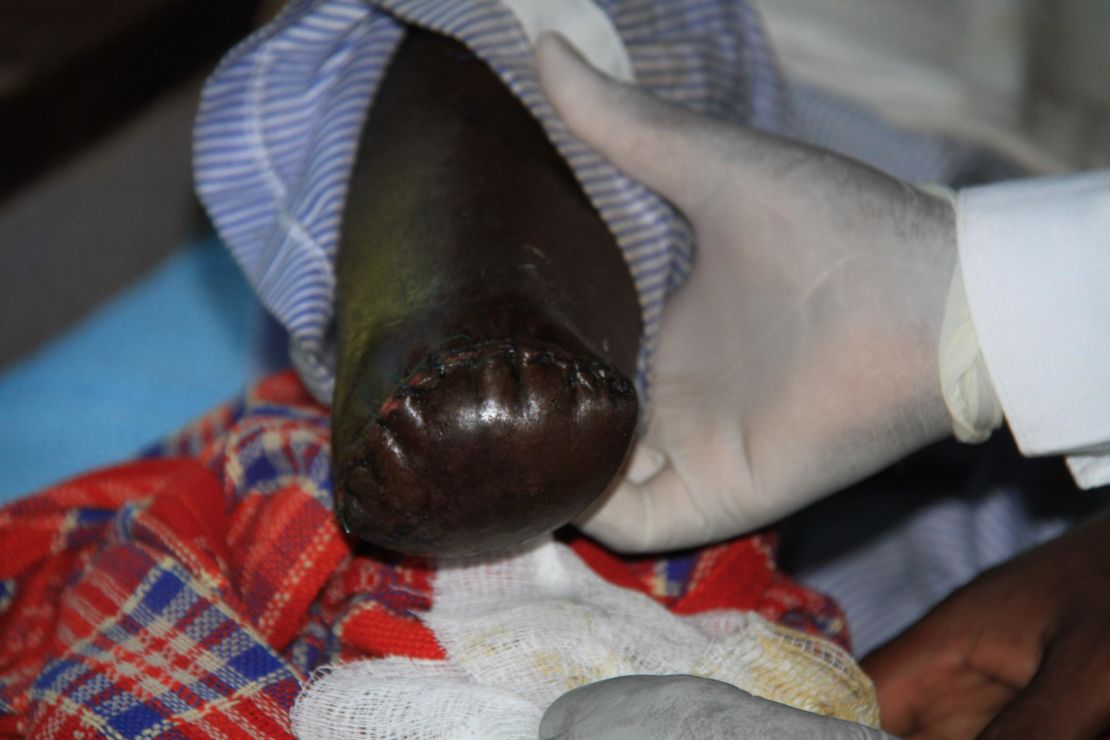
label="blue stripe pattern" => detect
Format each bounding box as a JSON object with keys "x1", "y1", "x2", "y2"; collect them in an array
[
  {"x1": 792, "y1": 483, "x2": 1072, "y2": 656},
  {"x1": 194, "y1": 0, "x2": 788, "y2": 403}
]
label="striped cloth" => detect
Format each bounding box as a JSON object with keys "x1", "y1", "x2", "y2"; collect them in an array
[
  {"x1": 193, "y1": 0, "x2": 789, "y2": 403},
  {"x1": 781, "y1": 436, "x2": 1108, "y2": 657},
  {"x1": 793, "y1": 482, "x2": 1071, "y2": 656},
  {"x1": 0, "y1": 371, "x2": 853, "y2": 737}
]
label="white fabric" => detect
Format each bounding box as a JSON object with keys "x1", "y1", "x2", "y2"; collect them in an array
[
  {"x1": 290, "y1": 538, "x2": 879, "y2": 739},
  {"x1": 959, "y1": 171, "x2": 1110, "y2": 488},
  {"x1": 292, "y1": 661, "x2": 542, "y2": 740},
  {"x1": 938, "y1": 257, "x2": 1004, "y2": 443},
  {"x1": 499, "y1": 0, "x2": 634, "y2": 83}
]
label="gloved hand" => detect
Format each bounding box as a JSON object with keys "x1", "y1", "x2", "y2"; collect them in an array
[
  {"x1": 536, "y1": 34, "x2": 960, "y2": 552},
  {"x1": 540, "y1": 674, "x2": 897, "y2": 739}
]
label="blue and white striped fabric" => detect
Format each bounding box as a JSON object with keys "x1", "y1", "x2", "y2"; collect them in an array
[
  {"x1": 789, "y1": 481, "x2": 1074, "y2": 656},
  {"x1": 194, "y1": 0, "x2": 789, "y2": 404}
]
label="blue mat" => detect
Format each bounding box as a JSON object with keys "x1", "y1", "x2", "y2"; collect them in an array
[{"x1": 0, "y1": 236, "x2": 276, "y2": 502}]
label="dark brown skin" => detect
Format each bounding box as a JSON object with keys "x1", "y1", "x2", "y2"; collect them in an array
[
  {"x1": 863, "y1": 508, "x2": 1110, "y2": 740},
  {"x1": 332, "y1": 29, "x2": 642, "y2": 557}
]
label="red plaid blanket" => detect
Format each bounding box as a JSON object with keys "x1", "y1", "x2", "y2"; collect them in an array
[{"x1": 0, "y1": 371, "x2": 849, "y2": 738}]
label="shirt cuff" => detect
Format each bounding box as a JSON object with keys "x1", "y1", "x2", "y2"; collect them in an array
[
  {"x1": 1067, "y1": 450, "x2": 1110, "y2": 489},
  {"x1": 958, "y1": 170, "x2": 1110, "y2": 487}
]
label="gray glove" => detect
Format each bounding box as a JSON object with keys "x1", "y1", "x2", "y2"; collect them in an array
[{"x1": 539, "y1": 675, "x2": 897, "y2": 739}]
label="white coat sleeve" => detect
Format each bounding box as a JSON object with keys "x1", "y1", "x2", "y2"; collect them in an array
[{"x1": 958, "y1": 170, "x2": 1110, "y2": 488}]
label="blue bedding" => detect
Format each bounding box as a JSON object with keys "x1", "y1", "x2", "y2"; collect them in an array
[{"x1": 0, "y1": 235, "x2": 277, "y2": 502}]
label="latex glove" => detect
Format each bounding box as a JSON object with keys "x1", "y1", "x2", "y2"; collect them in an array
[
  {"x1": 540, "y1": 674, "x2": 897, "y2": 739},
  {"x1": 536, "y1": 34, "x2": 958, "y2": 552},
  {"x1": 863, "y1": 510, "x2": 1110, "y2": 739}
]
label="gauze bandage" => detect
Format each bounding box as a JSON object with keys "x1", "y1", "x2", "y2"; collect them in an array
[{"x1": 290, "y1": 538, "x2": 879, "y2": 739}]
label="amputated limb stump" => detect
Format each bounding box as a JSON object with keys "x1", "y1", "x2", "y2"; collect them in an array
[{"x1": 332, "y1": 29, "x2": 642, "y2": 557}]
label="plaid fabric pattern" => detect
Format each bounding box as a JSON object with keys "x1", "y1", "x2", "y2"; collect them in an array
[{"x1": 1, "y1": 372, "x2": 849, "y2": 737}]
